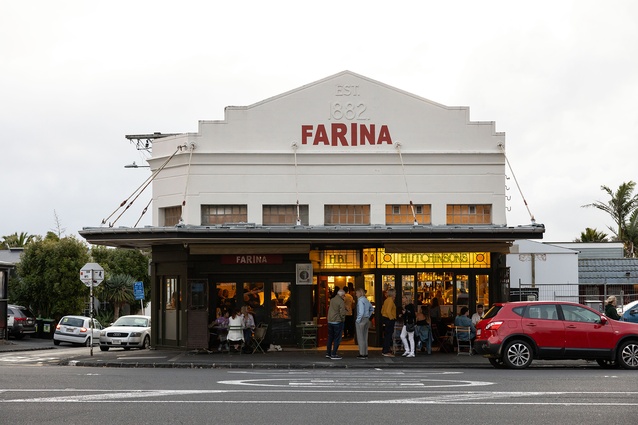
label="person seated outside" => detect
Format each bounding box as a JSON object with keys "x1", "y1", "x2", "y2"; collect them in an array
[
  {"x1": 227, "y1": 308, "x2": 245, "y2": 352},
  {"x1": 415, "y1": 305, "x2": 433, "y2": 354},
  {"x1": 209, "y1": 309, "x2": 229, "y2": 351},
  {"x1": 471, "y1": 304, "x2": 484, "y2": 326},
  {"x1": 454, "y1": 307, "x2": 476, "y2": 341}
]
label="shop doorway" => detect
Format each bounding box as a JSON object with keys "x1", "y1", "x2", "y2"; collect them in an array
[
  {"x1": 160, "y1": 276, "x2": 182, "y2": 347},
  {"x1": 315, "y1": 275, "x2": 356, "y2": 346}
]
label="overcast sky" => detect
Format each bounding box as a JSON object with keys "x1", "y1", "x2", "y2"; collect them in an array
[{"x1": 2, "y1": 1, "x2": 637, "y2": 243}]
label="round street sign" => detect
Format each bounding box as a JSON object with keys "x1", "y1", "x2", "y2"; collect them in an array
[{"x1": 80, "y1": 262, "x2": 105, "y2": 287}]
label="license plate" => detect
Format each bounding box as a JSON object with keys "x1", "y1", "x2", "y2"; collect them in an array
[{"x1": 112, "y1": 340, "x2": 121, "y2": 345}]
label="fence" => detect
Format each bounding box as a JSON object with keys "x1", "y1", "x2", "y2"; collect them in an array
[{"x1": 510, "y1": 283, "x2": 638, "y2": 313}]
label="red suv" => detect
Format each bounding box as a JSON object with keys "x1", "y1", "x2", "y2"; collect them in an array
[{"x1": 475, "y1": 301, "x2": 638, "y2": 369}]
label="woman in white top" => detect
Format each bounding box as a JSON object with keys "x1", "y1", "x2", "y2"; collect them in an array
[{"x1": 227, "y1": 308, "x2": 244, "y2": 352}]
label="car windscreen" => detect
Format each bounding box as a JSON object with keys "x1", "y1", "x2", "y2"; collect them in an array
[
  {"x1": 114, "y1": 317, "x2": 148, "y2": 327},
  {"x1": 60, "y1": 317, "x2": 85, "y2": 327}
]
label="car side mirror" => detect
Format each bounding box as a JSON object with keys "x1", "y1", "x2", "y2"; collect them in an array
[{"x1": 599, "y1": 316, "x2": 608, "y2": 325}]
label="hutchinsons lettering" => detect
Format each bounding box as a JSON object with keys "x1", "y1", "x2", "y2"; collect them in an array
[{"x1": 301, "y1": 123, "x2": 393, "y2": 146}]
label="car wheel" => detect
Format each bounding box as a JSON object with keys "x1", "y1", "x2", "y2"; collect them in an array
[
  {"x1": 85, "y1": 338, "x2": 92, "y2": 347},
  {"x1": 489, "y1": 357, "x2": 506, "y2": 368},
  {"x1": 53, "y1": 339, "x2": 60, "y2": 346},
  {"x1": 15, "y1": 334, "x2": 25, "y2": 340},
  {"x1": 596, "y1": 359, "x2": 619, "y2": 369},
  {"x1": 99, "y1": 346, "x2": 109, "y2": 352},
  {"x1": 617, "y1": 341, "x2": 638, "y2": 370},
  {"x1": 142, "y1": 335, "x2": 150, "y2": 349},
  {"x1": 503, "y1": 340, "x2": 533, "y2": 369}
]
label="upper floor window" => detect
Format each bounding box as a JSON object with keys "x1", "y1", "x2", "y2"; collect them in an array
[
  {"x1": 162, "y1": 206, "x2": 182, "y2": 227},
  {"x1": 263, "y1": 205, "x2": 309, "y2": 226},
  {"x1": 202, "y1": 205, "x2": 247, "y2": 225},
  {"x1": 446, "y1": 204, "x2": 492, "y2": 225},
  {"x1": 324, "y1": 205, "x2": 370, "y2": 225},
  {"x1": 386, "y1": 204, "x2": 431, "y2": 225}
]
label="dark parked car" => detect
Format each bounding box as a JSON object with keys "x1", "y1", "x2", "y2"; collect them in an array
[
  {"x1": 7, "y1": 304, "x2": 37, "y2": 339},
  {"x1": 475, "y1": 301, "x2": 638, "y2": 369}
]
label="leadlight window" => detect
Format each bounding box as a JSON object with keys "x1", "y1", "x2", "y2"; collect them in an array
[
  {"x1": 201, "y1": 205, "x2": 247, "y2": 225},
  {"x1": 446, "y1": 204, "x2": 492, "y2": 225},
  {"x1": 386, "y1": 204, "x2": 431, "y2": 225},
  {"x1": 324, "y1": 205, "x2": 370, "y2": 225},
  {"x1": 263, "y1": 205, "x2": 309, "y2": 226},
  {"x1": 162, "y1": 206, "x2": 182, "y2": 226}
]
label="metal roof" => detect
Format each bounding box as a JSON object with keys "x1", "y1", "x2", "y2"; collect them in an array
[
  {"x1": 579, "y1": 258, "x2": 638, "y2": 284},
  {"x1": 79, "y1": 223, "x2": 545, "y2": 251}
]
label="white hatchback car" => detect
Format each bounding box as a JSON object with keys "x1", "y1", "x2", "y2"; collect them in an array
[
  {"x1": 54, "y1": 315, "x2": 103, "y2": 346},
  {"x1": 99, "y1": 315, "x2": 151, "y2": 351}
]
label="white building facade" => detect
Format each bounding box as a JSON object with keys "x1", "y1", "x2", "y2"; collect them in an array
[{"x1": 82, "y1": 71, "x2": 544, "y2": 350}]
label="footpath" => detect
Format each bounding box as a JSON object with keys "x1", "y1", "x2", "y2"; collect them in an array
[{"x1": 0, "y1": 337, "x2": 593, "y2": 369}]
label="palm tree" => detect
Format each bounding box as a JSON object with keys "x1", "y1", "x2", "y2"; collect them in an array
[
  {"x1": 99, "y1": 273, "x2": 135, "y2": 319},
  {"x1": 575, "y1": 228, "x2": 608, "y2": 242},
  {"x1": 583, "y1": 181, "x2": 638, "y2": 256},
  {"x1": 623, "y1": 210, "x2": 638, "y2": 257},
  {"x1": 1, "y1": 232, "x2": 35, "y2": 249}
]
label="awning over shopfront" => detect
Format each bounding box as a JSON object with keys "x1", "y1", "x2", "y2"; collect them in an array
[{"x1": 80, "y1": 223, "x2": 544, "y2": 252}]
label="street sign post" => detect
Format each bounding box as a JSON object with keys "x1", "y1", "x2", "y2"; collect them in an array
[
  {"x1": 134, "y1": 281, "x2": 145, "y2": 315},
  {"x1": 79, "y1": 263, "x2": 104, "y2": 356}
]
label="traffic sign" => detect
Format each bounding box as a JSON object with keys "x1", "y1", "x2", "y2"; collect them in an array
[
  {"x1": 134, "y1": 281, "x2": 145, "y2": 300},
  {"x1": 80, "y1": 263, "x2": 105, "y2": 287}
]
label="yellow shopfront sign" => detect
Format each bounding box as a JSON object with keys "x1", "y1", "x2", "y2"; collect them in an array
[
  {"x1": 318, "y1": 248, "x2": 490, "y2": 270},
  {"x1": 364, "y1": 248, "x2": 490, "y2": 268}
]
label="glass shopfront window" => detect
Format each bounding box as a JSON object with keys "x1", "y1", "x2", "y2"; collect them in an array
[{"x1": 216, "y1": 282, "x2": 237, "y2": 314}]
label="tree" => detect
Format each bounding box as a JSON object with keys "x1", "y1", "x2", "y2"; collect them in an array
[
  {"x1": 13, "y1": 236, "x2": 90, "y2": 319},
  {"x1": 582, "y1": 181, "x2": 638, "y2": 256},
  {"x1": 575, "y1": 228, "x2": 608, "y2": 242},
  {"x1": 90, "y1": 246, "x2": 150, "y2": 315},
  {"x1": 623, "y1": 210, "x2": 638, "y2": 257},
  {"x1": 1, "y1": 232, "x2": 36, "y2": 249},
  {"x1": 99, "y1": 273, "x2": 135, "y2": 320},
  {"x1": 51, "y1": 209, "x2": 66, "y2": 238}
]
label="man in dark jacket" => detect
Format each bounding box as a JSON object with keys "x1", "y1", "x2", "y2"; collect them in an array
[{"x1": 326, "y1": 289, "x2": 346, "y2": 360}]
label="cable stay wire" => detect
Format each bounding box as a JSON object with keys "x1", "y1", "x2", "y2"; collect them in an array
[
  {"x1": 292, "y1": 143, "x2": 301, "y2": 225},
  {"x1": 498, "y1": 143, "x2": 536, "y2": 223},
  {"x1": 179, "y1": 143, "x2": 195, "y2": 223},
  {"x1": 133, "y1": 197, "x2": 153, "y2": 228},
  {"x1": 396, "y1": 142, "x2": 418, "y2": 225},
  {"x1": 103, "y1": 145, "x2": 186, "y2": 227}
]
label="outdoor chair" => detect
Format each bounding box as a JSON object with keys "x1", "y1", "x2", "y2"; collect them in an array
[
  {"x1": 251, "y1": 323, "x2": 268, "y2": 354},
  {"x1": 455, "y1": 326, "x2": 473, "y2": 355},
  {"x1": 227, "y1": 325, "x2": 244, "y2": 354},
  {"x1": 299, "y1": 321, "x2": 318, "y2": 350},
  {"x1": 392, "y1": 322, "x2": 404, "y2": 354}
]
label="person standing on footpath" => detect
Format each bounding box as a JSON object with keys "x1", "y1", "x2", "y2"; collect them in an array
[
  {"x1": 355, "y1": 288, "x2": 374, "y2": 359},
  {"x1": 326, "y1": 289, "x2": 346, "y2": 360},
  {"x1": 381, "y1": 289, "x2": 397, "y2": 357},
  {"x1": 343, "y1": 287, "x2": 355, "y2": 338},
  {"x1": 605, "y1": 296, "x2": 621, "y2": 320},
  {"x1": 400, "y1": 298, "x2": 417, "y2": 357}
]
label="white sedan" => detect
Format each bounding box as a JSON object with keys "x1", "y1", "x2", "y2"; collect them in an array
[{"x1": 99, "y1": 315, "x2": 151, "y2": 351}]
